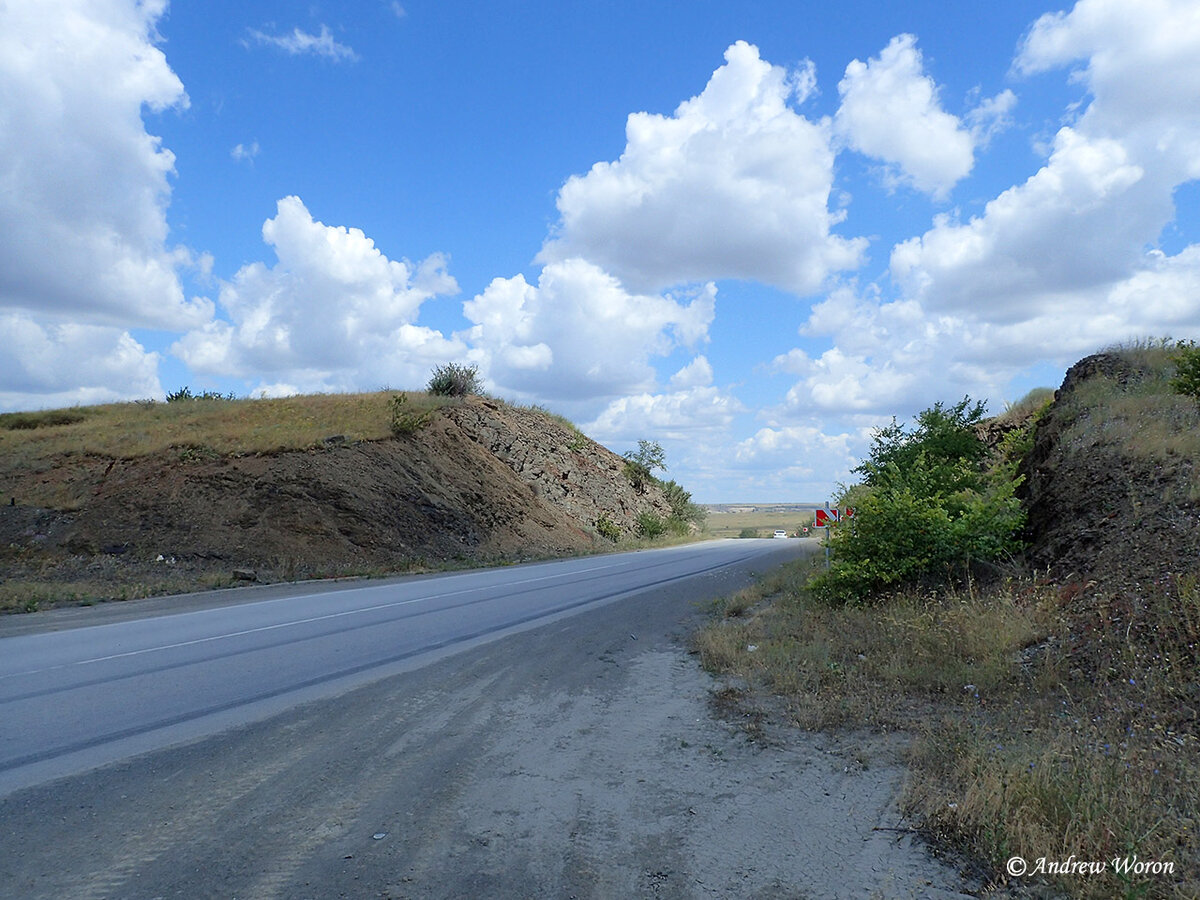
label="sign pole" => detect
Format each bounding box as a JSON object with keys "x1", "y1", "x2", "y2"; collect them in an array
[{"x1": 824, "y1": 502, "x2": 831, "y2": 569}]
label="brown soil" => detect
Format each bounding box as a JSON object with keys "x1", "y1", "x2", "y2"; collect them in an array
[{"x1": 0, "y1": 398, "x2": 677, "y2": 605}]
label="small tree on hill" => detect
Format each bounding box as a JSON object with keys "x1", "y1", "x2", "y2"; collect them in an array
[{"x1": 622, "y1": 439, "x2": 666, "y2": 493}]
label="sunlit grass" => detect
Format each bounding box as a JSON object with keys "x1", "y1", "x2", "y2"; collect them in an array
[{"x1": 0, "y1": 391, "x2": 456, "y2": 464}]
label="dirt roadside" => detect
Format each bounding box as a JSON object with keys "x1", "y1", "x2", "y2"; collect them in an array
[{"x1": 0, "y1": 547, "x2": 983, "y2": 899}]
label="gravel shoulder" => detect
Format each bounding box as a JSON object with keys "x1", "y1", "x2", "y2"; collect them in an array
[{"x1": 0, "y1": 546, "x2": 980, "y2": 899}]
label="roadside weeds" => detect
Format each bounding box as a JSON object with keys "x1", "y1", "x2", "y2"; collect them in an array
[{"x1": 693, "y1": 556, "x2": 1200, "y2": 899}]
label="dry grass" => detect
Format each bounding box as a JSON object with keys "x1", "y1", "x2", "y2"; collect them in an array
[
  {"x1": 907, "y1": 577, "x2": 1200, "y2": 899},
  {"x1": 1103, "y1": 337, "x2": 1179, "y2": 373},
  {"x1": 0, "y1": 574, "x2": 237, "y2": 614},
  {"x1": 0, "y1": 391, "x2": 451, "y2": 469},
  {"x1": 1054, "y1": 348, "x2": 1200, "y2": 505},
  {"x1": 694, "y1": 559, "x2": 1043, "y2": 730},
  {"x1": 695, "y1": 563, "x2": 1200, "y2": 897},
  {"x1": 1060, "y1": 377, "x2": 1200, "y2": 462},
  {"x1": 996, "y1": 386, "x2": 1056, "y2": 424}
]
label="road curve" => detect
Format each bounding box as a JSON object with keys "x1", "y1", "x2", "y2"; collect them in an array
[{"x1": 0, "y1": 539, "x2": 805, "y2": 797}]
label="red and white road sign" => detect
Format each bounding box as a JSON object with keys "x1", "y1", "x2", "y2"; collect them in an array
[{"x1": 814, "y1": 508, "x2": 840, "y2": 527}]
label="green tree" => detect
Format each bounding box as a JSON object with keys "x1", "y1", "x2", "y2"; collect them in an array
[
  {"x1": 811, "y1": 396, "x2": 1024, "y2": 604},
  {"x1": 855, "y1": 397, "x2": 987, "y2": 497},
  {"x1": 622, "y1": 440, "x2": 666, "y2": 493},
  {"x1": 624, "y1": 440, "x2": 667, "y2": 473}
]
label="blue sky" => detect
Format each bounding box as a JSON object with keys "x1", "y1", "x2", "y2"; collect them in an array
[{"x1": 3, "y1": 1, "x2": 1199, "y2": 502}]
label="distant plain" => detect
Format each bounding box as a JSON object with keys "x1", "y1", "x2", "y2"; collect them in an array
[{"x1": 702, "y1": 504, "x2": 820, "y2": 539}]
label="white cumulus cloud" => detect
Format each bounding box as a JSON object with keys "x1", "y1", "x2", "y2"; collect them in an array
[
  {"x1": 584, "y1": 356, "x2": 743, "y2": 443},
  {"x1": 890, "y1": 126, "x2": 1157, "y2": 317},
  {"x1": 834, "y1": 34, "x2": 975, "y2": 199},
  {"x1": 461, "y1": 259, "x2": 715, "y2": 402},
  {"x1": 734, "y1": 425, "x2": 854, "y2": 467},
  {"x1": 1016, "y1": 0, "x2": 1200, "y2": 171},
  {"x1": 886, "y1": 0, "x2": 1200, "y2": 346},
  {"x1": 721, "y1": 424, "x2": 859, "y2": 501},
  {"x1": 0, "y1": 313, "x2": 162, "y2": 410},
  {"x1": 538, "y1": 40, "x2": 866, "y2": 295},
  {"x1": 174, "y1": 196, "x2": 462, "y2": 393},
  {"x1": 669, "y1": 355, "x2": 715, "y2": 390},
  {"x1": 585, "y1": 385, "x2": 743, "y2": 445},
  {"x1": 0, "y1": 0, "x2": 207, "y2": 330}
]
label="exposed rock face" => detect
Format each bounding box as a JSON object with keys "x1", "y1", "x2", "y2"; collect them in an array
[
  {"x1": 444, "y1": 399, "x2": 675, "y2": 533},
  {"x1": 0, "y1": 398, "x2": 678, "y2": 592},
  {"x1": 1021, "y1": 354, "x2": 1200, "y2": 588}
]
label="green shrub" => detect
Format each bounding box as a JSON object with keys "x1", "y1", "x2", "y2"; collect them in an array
[
  {"x1": 666, "y1": 516, "x2": 692, "y2": 536},
  {"x1": 811, "y1": 396, "x2": 1025, "y2": 604},
  {"x1": 1170, "y1": 339, "x2": 1200, "y2": 400},
  {"x1": 389, "y1": 394, "x2": 433, "y2": 435},
  {"x1": 426, "y1": 363, "x2": 481, "y2": 397},
  {"x1": 660, "y1": 479, "x2": 705, "y2": 524},
  {"x1": 166, "y1": 386, "x2": 236, "y2": 403},
  {"x1": 594, "y1": 515, "x2": 621, "y2": 542},
  {"x1": 811, "y1": 486, "x2": 956, "y2": 603},
  {"x1": 738, "y1": 527, "x2": 760, "y2": 539},
  {"x1": 635, "y1": 512, "x2": 666, "y2": 538}
]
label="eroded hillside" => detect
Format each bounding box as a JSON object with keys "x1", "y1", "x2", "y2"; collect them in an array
[{"x1": 0, "y1": 395, "x2": 677, "y2": 610}]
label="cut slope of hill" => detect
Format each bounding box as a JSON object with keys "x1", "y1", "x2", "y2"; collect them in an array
[
  {"x1": 0, "y1": 394, "x2": 677, "y2": 610},
  {"x1": 1022, "y1": 349, "x2": 1200, "y2": 591}
]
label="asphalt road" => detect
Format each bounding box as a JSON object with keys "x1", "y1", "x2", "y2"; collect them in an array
[
  {"x1": 0, "y1": 538, "x2": 983, "y2": 899},
  {"x1": 0, "y1": 539, "x2": 804, "y2": 798}
]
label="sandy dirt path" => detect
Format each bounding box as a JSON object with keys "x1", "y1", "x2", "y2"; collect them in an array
[{"x1": 0, "y1": 546, "x2": 981, "y2": 898}]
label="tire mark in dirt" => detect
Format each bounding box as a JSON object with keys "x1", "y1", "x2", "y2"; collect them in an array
[
  {"x1": 237, "y1": 670, "x2": 508, "y2": 900},
  {"x1": 64, "y1": 742, "x2": 305, "y2": 900}
]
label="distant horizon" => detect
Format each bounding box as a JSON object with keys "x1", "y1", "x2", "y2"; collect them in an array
[{"x1": 702, "y1": 501, "x2": 830, "y2": 509}]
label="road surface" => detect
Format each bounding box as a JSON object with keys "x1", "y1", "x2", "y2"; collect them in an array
[{"x1": 0, "y1": 539, "x2": 978, "y2": 898}]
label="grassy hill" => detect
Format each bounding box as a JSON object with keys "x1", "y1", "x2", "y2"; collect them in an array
[{"x1": 0, "y1": 391, "x2": 687, "y2": 612}]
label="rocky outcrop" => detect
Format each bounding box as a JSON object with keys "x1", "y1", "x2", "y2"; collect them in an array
[
  {"x1": 1021, "y1": 353, "x2": 1200, "y2": 587},
  {"x1": 445, "y1": 399, "x2": 675, "y2": 533},
  {"x1": 0, "y1": 397, "x2": 680, "y2": 594}
]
